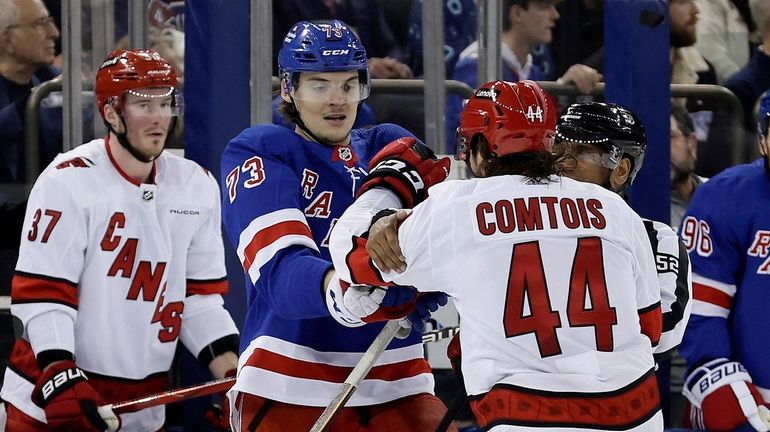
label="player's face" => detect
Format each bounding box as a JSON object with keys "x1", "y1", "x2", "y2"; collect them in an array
[
  {"x1": 670, "y1": 114, "x2": 696, "y2": 182},
  {"x1": 513, "y1": 1, "x2": 560, "y2": 45},
  {"x1": 121, "y1": 86, "x2": 174, "y2": 160},
  {"x1": 290, "y1": 71, "x2": 360, "y2": 146},
  {"x1": 553, "y1": 140, "x2": 613, "y2": 185},
  {"x1": 670, "y1": 0, "x2": 699, "y2": 48}
]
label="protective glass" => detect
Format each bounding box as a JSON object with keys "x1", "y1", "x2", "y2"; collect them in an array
[
  {"x1": 122, "y1": 87, "x2": 183, "y2": 117},
  {"x1": 292, "y1": 79, "x2": 370, "y2": 103},
  {"x1": 454, "y1": 130, "x2": 469, "y2": 161}
]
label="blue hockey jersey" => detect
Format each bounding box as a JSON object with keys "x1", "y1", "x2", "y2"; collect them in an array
[
  {"x1": 678, "y1": 159, "x2": 770, "y2": 395},
  {"x1": 220, "y1": 124, "x2": 434, "y2": 406}
]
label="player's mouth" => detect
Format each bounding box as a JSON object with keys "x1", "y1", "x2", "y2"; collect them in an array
[{"x1": 324, "y1": 114, "x2": 347, "y2": 126}]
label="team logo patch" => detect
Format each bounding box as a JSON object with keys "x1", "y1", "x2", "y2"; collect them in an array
[{"x1": 338, "y1": 146, "x2": 352, "y2": 161}]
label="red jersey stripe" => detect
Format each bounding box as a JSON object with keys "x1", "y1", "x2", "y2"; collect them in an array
[
  {"x1": 242, "y1": 221, "x2": 313, "y2": 272},
  {"x1": 12, "y1": 273, "x2": 78, "y2": 309},
  {"x1": 470, "y1": 370, "x2": 659, "y2": 429},
  {"x1": 187, "y1": 278, "x2": 228, "y2": 296},
  {"x1": 245, "y1": 348, "x2": 431, "y2": 383},
  {"x1": 693, "y1": 282, "x2": 732, "y2": 309},
  {"x1": 638, "y1": 303, "x2": 662, "y2": 347},
  {"x1": 345, "y1": 236, "x2": 389, "y2": 286}
]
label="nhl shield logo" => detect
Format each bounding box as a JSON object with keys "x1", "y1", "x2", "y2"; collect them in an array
[
  {"x1": 338, "y1": 146, "x2": 353, "y2": 161},
  {"x1": 142, "y1": 190, "x2": 154, "y2": 201}
]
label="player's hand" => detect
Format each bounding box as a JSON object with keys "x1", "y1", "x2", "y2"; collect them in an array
[
  {"x1": 33, "y1": 360, "x2": 120, "y2": 432},
  {"x1": 204, "y1": 368, "x2": 236, "y2": 431},
  {"x1": 559, "y1": 64, "x2": 603, "y2": 94},
  {"x1": 368, "y1": 57, "x2": 413, "y2": 79},
  {"x1": 367, "y1": 210, "x2": 410, "y2": 273},
  {"x1": 683, "y1": 358, "x2": 770, "y2": 431},
  {"x1": 358, "y1": 137, "x2": 451, "y2": 207}
]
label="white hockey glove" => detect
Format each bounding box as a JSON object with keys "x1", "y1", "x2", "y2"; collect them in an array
[
  {"x1": 325, "y1": 273, "x2": 377, "y2": 327},
  {"x1": 683, "y1": 358, "x2": 770, "y2": 431}
]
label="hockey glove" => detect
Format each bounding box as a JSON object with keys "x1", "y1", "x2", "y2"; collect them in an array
[
  {"x1": 407, "y1": 292, "x2": 449, "y2": 332},
  {"x1": 358, "y1": 137, "x2": 451, "y2": 207},
  {"x1": 683, "y1": 358, "x2": 770, "y2": 431},
  {"x1": 33, "y1": 360, "x2": 120, "y2": 432}
]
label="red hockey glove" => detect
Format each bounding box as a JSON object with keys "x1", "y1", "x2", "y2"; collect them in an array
[
  {"x1": 358, "y1": 137, "x2": 451, "y2": 207},
  {"x1": 683, "y1": 358, "x2": 770, "y2": 431},
  {"x1": 33, "y1": 360, "x2": 119, "y2": 431},
  {"x1": 204, "y1": 368, "x2": 236, "y2": 431}
]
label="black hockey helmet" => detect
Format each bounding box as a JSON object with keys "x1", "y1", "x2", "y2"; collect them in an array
[{"x1": 556, "y1": 102, "x2": 646, "y2": 186}]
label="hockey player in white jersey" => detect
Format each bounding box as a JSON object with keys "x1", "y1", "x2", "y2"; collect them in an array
[
  {"x1": 328, "y1": 80, "x2": 665, "y2": 431},
  {"x1": 1, "y1": 49, "x2": 239, "y2": 431},
  {"x1": 552, "y1": 102, "x2": 692, "y2": 358}
]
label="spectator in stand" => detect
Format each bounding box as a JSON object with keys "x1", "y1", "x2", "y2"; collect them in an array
[
  {"x1": 670, "y1": 101, "x2": 706, "y2": 230},
  {"x1": 406, "y1": 0, "x2": 477, "y2": 78},
  {"x1": 0, "y1": 0, "x2": 62, "y2": 184},
  {"x1": 723, "y1": 0, "x2": 770, "y2": 132},
  {"x1": 272, "y1": 0, "x2": 412, "y2": 79},
  {"x1": 694, "y1": 0, "x2": 755, "y2": 84},
  {"x1": 445, "y1": 0, "x2": 602, "y2": 152}
]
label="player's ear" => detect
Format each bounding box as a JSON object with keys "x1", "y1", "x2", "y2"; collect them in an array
[
  {"x1": 610, "y1": 157, "x2": 632, "y2": 192},
  {"x1": 103, "y1": 104, "x2": 124, "y2": 133}
]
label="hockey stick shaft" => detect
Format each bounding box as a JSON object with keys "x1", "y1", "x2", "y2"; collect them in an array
[
  {"x1": 104, "y1": 376, "x2": 236, "y2": 415},
  {"x1": 103, "y1": 326, "x2": 455, "y2": 417},
  {"x1": 309, "y1": 319, "x2": 403, "y2": 432}
]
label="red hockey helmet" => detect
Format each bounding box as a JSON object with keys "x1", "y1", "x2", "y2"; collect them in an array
[
  {"x1": 95, "y1": 49, "x2": 178, "y2": 117},
  {"x1": 456, "y1": 80, "x2": 556, "y2": 161}
]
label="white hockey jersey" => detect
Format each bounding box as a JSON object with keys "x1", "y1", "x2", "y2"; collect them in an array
[
  {"x1": 1, "y1": 139, "x2": 238, "y2": 431},
  {"x1": 330, "y1": 175, "x2": 664, "y2": 431}
]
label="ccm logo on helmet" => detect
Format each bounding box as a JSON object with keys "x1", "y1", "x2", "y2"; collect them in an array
[{"x1": 322, "y1": 49, "x2": 349, "y2": 56}]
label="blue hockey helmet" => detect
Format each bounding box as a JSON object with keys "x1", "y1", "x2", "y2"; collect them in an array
[{"x1": 278, "y1": 20, "x2": 370, "y2": 100}]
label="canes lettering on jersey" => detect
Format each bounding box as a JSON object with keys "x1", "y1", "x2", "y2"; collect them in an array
[{"x1": 98, "y1": 211, "x2": 183, "y2": 342}]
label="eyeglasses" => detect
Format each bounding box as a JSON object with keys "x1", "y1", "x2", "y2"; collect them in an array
[{"x1": 6, "y1": 16, "x2": 56, "y2": 31}]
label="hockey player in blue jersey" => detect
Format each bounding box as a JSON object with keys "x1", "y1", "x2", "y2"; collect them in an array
[
  {"x1": 220, "y1": 20, "x2": 453, "y2": 431},
  {"x1": 678, "y1": 93, "x2": 770, "y2": 431}
]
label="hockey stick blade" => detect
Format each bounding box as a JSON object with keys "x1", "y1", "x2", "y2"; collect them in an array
[
  {"x1": 310, "y1": 320, "x2": 403, "y2": 432},
  {"x1": 104, "y1": 375, "x2": 236, "y2": 415},
  {"x1": 421, "y1": 325, "x2": 459, "y2": 344}
]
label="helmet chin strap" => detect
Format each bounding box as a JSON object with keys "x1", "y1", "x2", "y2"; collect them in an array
[{"x1": 106, "y1": 115, "x2": 177, "y2": 163}]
